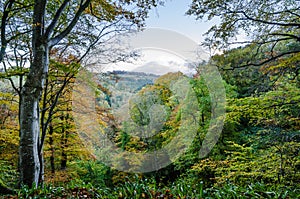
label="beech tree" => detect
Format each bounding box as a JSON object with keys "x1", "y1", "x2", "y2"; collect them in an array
[
  {"x1": 187, "y1": 0, "x2": 300, "y2": 68},
  {"x1": 0, "y1": 0, "x2": 163, "y2": 187}
]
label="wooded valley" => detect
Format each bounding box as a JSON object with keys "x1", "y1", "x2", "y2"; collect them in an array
[{"x1": 0, "y1": 0, "x2": 300, "y2": 198}]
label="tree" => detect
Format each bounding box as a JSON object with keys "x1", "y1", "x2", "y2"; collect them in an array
[
  {"x1": 0, "y1": 0, "x2": 163, "y2": 187},
  {"x1": 187, "y1": 0, "x2": 300, "y2": 68},
  {"x1": 41, "y1": 59, "x2": 79, "y2": 174}
]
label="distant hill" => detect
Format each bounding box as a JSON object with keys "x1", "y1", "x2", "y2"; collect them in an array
[
  {"x1": 96, "y1": 71, "x2": 159, "y2": 109},
  {"x1": 132, "y1": 61, "x2": 180, "y2": 75}
]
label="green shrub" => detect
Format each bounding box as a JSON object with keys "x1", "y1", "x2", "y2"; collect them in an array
[{"x1": 68, "y1": 160, "x2": 112, "y2": 187}]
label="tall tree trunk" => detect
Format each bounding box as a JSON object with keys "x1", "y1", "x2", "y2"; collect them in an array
[
  {"x1": 19, "y1": 86, "x2": 42, "y2": 187},
  {"x1": 19, "y1": 0, "x2": 48, "y2": 187},
  {"x1": 19, "y1": 47, "x2": 49, "y2": 187}
]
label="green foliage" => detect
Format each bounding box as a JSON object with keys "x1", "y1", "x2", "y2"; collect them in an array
[
  {"x1": 10, "y1": 173, "x2": 300, "y2": 198},
  {"x1": 165, "y1": 177, "x2": 204, "y2": 198},
  {"x1": 226, "y1": 80, "x2": 300, "y2": 130},
  {"x1": 16, "y1": 182, "x2": 98, "y2": 199},
  {"x1": 211, "y1": 46, "x2": 272, "y2": 97},
  {"x1": 187, "y1": 0, "x2": 300, "y2": 59},
  {"x1": 205, "y1": 182, "x2": 300, "y2": 199},
  {"x1": 0, "y1": 160, "x2": 18, "y2": 191},
  {"x1": 69, "y1": 160, "x2": 112, "y2": 187},
  {"x1": 112, "y1": 176, "x2": 155, "y2": 199}
]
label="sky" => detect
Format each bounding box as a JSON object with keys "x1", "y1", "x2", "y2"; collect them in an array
[
  {"x1": 145, "y1": 0, "x2": 218, "y2": 44},
  {"x1": 103, "y1": 0, "x2": 220, "y2": 74}
]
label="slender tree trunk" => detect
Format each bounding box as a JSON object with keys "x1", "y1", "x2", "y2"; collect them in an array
[
  {"x1": 60, "y1": 114, "x2": 68, "y2": 170},
  {"x1": 60, "y1": 150, "x2": 67, "y2": 170},
  {"x1": 49, "y1": 122, "x2": 55, "y2": 174},
  {"x1": 38, "y1": 151, "x2": 45, "y2": 185}
]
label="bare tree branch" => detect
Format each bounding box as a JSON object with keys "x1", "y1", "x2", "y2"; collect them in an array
[
  {"x1": 45, "y1": 0, "x2": 70, "y2": 38},
  {"x1": 268, "y1": 33, "x2": 300, "y2": 42},
  {"x1": 49, "y1": 0, "x2": 91, "y2": 47},
  {"x1": 240, "y1": 11, "x2": 300, "y2": 28},
  {"x1": 223, "y1": 50, "x2": 300, "y2": 70}
]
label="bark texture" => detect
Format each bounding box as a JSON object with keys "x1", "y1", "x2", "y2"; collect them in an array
[
  {"x1": 19, "y1": 0, "x2": 48, "y2": 187},
  {"x1": 19, "y1": 91, "x2": 41, "y2": 187},
  {"x1": 19, "y1": 44, "x2": 49, "y2": 187}
]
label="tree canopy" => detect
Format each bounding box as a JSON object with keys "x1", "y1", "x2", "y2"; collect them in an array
[{"x1": 187, "y1": 0, "x2": 300, "y2": 67}]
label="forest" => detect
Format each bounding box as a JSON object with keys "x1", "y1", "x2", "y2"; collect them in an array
[{"x1": 0, "y1": 0, "x2": 300, "y2": 198}]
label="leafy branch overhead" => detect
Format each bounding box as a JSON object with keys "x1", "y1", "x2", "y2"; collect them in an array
[
  {"x1": 0, "y1": 0, "x2": 164, "y2": 63},
  {"x1": 187, "y1": 0, "x2": 300, "y2": 67}
]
